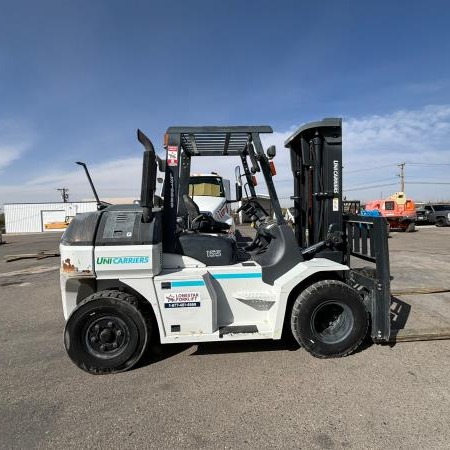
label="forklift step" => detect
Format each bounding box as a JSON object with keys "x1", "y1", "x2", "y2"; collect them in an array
[
  {"x1": 219, "y1": 325, "x2": 259, "y2": 337},
  {"x1": 233, "y1": 291, "x2": 275, "y2": 311}
]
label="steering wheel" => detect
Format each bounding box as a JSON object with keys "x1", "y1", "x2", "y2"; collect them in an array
[
  {"x1": 236, "y1": 199, "x2": 268, "y2": 221},
  {"x1": 244, "y1": 221, "x2": 278, "y2": 256},
  {"x1": 236, "y1": 201, "x2": 254, "y2": 214}
]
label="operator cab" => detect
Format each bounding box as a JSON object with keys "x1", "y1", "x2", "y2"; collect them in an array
[
  {"x1": 178, "y1": 193, "x2": 237, "y2": 266},
  {"x1": 161, "y1": 127, "x2": 303, "y2": 280}
]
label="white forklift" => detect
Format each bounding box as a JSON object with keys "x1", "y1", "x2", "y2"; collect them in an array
[{"x1": 60, "y1": 119, "x2": 391, "y2": 374}]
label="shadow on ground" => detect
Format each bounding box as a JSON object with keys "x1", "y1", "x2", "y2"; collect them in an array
[
  {"x1": 136, "y1": 337, "x2": 301, "y2": 370},
  {"x1": 390, "y1": 295, "x2": 412, "y2": 331},
  {"x1": 192, "y1": 337, "x2": 300, "y2": 356}
]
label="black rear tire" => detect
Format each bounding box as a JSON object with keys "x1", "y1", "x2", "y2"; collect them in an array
[
  {"x1": 64, "y1": 290, "x2": 150, "y2": 374},
  {"x1": 291, "y1": 280, "x2": 368, "y2": 358},
  {"x1": 436, "y1": 218, "x2": 447, "y2": 227},
  {"x1": 405, "y1": 222, "x2": 415, "y2": 232}
]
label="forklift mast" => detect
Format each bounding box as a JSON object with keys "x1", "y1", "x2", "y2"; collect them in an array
[
  {"x1": 286, "y1": 119, "x2": 391, "y2": 341},
  {"x1": 285, "y1": 118, "x2": 343, "y2": 262}
]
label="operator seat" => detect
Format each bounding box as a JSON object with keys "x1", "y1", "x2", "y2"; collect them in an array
[
  {"x1": 182, "y1": 194, "x2": 230, "y2": 233},
  {"x1": 178, "y1": 194, "x2": 236, "y2": 266}
]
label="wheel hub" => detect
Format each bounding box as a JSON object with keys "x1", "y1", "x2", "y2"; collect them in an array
[
  {"x1": 311, "y1": 301, "x2": 354, "y2": 344},
  {"x1": 85, "y1": 316, "x2": 128, "y2": 357},
  {"x1": 99, "y1": 329, "x2": 114, "y2": 343}
]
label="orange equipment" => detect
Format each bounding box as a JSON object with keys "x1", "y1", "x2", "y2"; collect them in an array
[
  {"x1": 43, "y1": 216, "x2": 73, "y2": 231},
  {"x1": 364, "y1": 192, "x2": 416, "y2": 232}
]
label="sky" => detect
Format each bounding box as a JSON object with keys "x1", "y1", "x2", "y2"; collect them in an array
[{"x1": 1, "y1": 0, "x2": 450, "y2": 208}]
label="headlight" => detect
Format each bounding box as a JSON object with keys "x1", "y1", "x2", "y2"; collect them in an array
[{"x1": 447, "y1": 213, "x2": 450, "y2": 219}]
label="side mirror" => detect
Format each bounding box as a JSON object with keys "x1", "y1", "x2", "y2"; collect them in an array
[
  {"x1": 226, "y1": 183, "x2": 242, "y2": 203},
  {"x1": 267, "y1": 145, "x2": 276, "y2": 159}
]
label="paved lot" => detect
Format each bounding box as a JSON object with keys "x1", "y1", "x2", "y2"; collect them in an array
[{"x1": 1, "y1": 228, "x2": 450, "y2": 449}]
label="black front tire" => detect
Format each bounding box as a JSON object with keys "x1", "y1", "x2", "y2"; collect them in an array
[
  {"x1": 291, "y1": 280, "x2": 368, "y2": 358},
  {"x1": 436, "y1": 218, "x2": 447, "y2": 227},
  {"x1": 405, "y1": 222, "x2": 415, "y2": 232},
  {"x1": 64, "y1": 290, "x2": 150, "y2": 374}
]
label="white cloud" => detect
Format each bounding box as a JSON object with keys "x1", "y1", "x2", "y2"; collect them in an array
[
  {"x1": 0, "y1": 146, "x2": 24, "y2": 171},
  {"x1": 255, "y1": 105, "x2": 450, "y2": 203},
  {"x1": 0, "y1": 119, "x2": 34, "y2": 172},
  {"x1": 2, "y1": 104, "x2": 450, "y2": 206},
  {"x1": 344, "y1": 104, "x2": 450, "y2": 157},
  {"x1": 343, "y1": 105, "x2": 450, "y2": 201},
  {"x1": 10, "y1": 157, "x2": 144, "y2": 204}
]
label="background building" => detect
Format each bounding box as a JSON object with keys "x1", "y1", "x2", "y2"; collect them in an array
[{"x1": 4, "y1": 202, "x2": 98, "y2": 233}]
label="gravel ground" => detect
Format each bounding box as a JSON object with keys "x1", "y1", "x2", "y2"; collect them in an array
[{"x1": 1, "y1": 228, "x2": 449, "y2": 449}]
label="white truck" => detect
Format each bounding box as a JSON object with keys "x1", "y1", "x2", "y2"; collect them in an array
[{"x1": 189, "y1": 173, "x2": 235, "y2": 232}]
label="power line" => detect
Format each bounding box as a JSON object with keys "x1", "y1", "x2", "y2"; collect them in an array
[
  {"x1": 343, "y1": 163, "x2": 395, "y2": 174},
  {"x1": 406, "y1": 162, "x2": 450, "y2": 166},
  {"x1": 408, "y1": 176, "x2": 449, "y2": 184},
  {"x1": 408, "y1": 177, "x2": 450, "y2": 181},
  {"x1": 344, "y1": 182, "x2": 398, "y2": 192},
  {"x1": 408, "y1": 182, "x2": 450, "y2": 185},
  {"x1": 344, "y1": 177, "x2": 397, "y2": 190},
  {"x1": 346, "y1": 177, "x2": 398, "y2": 184}
]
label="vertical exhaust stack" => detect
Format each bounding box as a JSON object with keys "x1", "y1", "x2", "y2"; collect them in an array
[{"x1": 137, "y1": 129, "x2": 157, "y2": 223}]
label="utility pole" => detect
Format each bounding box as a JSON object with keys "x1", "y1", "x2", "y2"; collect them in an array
[
  {"x1": 57, "y1": 188, "x2": 69, "y2": 203},
  {"x1": 397, "y1": 163, "x2": 405, "y2": 192}
]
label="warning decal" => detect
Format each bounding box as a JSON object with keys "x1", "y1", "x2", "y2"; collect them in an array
[
  {"x1": 333, "y1": 198, "x2": 339, "y2": 212},
  {"x1": 164, "y1": 292, "x2": 200, "y2": 308},
  {"x1": 167, "y1": 146, "x2": 178, "y2": 166}
]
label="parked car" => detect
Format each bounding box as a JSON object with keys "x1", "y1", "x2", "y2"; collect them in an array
[{"x1": 416, "y1": 204, "x2": 450, "y2": 227}]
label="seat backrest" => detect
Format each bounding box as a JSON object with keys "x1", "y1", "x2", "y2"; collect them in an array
[
  {"x1": 182, "y1": 194, "x2": 202, "y2": 230},
  {"x1": 183, "y1": 194, "x2": 201, "y2": 219},
  {"x1": 182, "y1": 193, "x2": 230, "y2": 233}
]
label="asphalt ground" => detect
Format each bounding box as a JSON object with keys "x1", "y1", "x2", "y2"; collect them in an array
[{"x1": 1, "y1": 227, "x2": 450, "y2": 449}]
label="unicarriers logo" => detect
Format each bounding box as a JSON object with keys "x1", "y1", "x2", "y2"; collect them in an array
[
  {"x1": 333, "y1": 160, "x2": 340, "y2": 194},
  {"x1": 96, "y1": 256, "x2": 150, "y2": 265}
]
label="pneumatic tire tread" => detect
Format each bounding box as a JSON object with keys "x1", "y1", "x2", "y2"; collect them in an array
[
  {"x1": 436, "y1": 217, "x2": 446, "y2": 227},
  {"x1": 291, "y1": 280, "x2": 368, "y2": 359},
  {"x1": 64, "y1": 290, "x2": 151, "y2": 375}
]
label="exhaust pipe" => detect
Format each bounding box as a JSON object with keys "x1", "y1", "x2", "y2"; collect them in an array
[{"x1": 137, "y1": 129, "x2": 157, "y2": 223}]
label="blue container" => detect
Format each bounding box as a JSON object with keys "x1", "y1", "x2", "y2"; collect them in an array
[{"x1": 360, "y1": 209, "x2": 381, "y2": 217}]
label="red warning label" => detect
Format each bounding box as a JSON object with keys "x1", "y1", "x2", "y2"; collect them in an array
[{"x1": 167, "y1": 146, "x2": 178, "y2": 166}]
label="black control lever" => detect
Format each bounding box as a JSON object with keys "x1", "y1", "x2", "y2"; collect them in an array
[
  {"x1": 301, "y1": 240, "x2": 327, "y2": 259},
  {"x1": 301, "y1": 223, "x2": 343, "y2": 259}
]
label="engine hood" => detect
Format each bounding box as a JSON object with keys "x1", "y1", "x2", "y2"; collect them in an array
[{"x1": 193, "y1": 195, "x2": 226, "y2": 214}]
